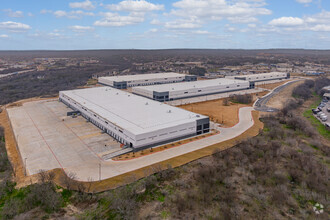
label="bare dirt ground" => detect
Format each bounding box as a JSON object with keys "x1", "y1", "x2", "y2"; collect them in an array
[
  {"x1": 180, "y1": 100, "x2": 248, "y2": 127},
  {"x1": 256, "y1": 80, "x2": 293, "y2": 90},
  {"x1": 179, "y1": 92, "x2": 267, "y2": 127},
  {"x1": 266, "y1": 80, "x2": 304, "y2": 110}
]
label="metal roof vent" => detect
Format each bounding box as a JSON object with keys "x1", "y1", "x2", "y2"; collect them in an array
[
  {"x1": 196, "y1": 115, "x2": 200, "y2": 117},
  {"x1": 167, "y1": 110, "x2": 172, "y2": 113},
  {"x1": 145, "y1": 102, "x2": 148, "y2": 105},
  {"x1": 116, "y1": 93, "x2": 119, "y2": 95}
]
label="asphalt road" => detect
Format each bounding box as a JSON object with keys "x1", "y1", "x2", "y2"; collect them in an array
[{"x1": 254, "y1": 80, "x2": 301, "y2": 112}]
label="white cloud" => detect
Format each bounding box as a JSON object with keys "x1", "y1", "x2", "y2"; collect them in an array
[
  {"x1": 0, "y1": 34, "x2": 9, "y2": 38},
  {"x1": 70, "y1": 25, "x2": 94, "y2": 32},
  {"x1": 228, "y1": 16, "x2": 258, "y2": 24},
  {"x1": 269, "y1": 17, "x2": 304, "y2": 26},
  {"x1": 0, "y1": 21, "x2": 31, "y2": 31},
  {"x1": 4, "y1": 9, "x2": 24, "y2": 18},
  {"x1": 248, "y1": 23, "x2": 257, "y2": 28},
  {"x1": 193, "y1": 30, "x2": 210, "y2": 34},
  {"x1": 54, "y1": 10, "x2": 67, "y2": 17},
  {"x1": 95, "y1": 1, "x2": 163, "y2": 27},
  {"x1": 310, "y1": 24, "x2": 330, "y2": 32},
  {"x1": 296, "y1": 0, "x2": 313, "y2": 3},
  {"x1": 150, "y1": 19, "x2": 161, "y2": 25},
  {"x1": 106, "y1": 0, "x2": 164, "y2": 12},
  {"x1": 165, "y1": 18, "x2": 202, "y2": 29},
  {"x1": 164, "y1": 0, "x2": 271, "y2": 30},
  {"x1": 146, "y1": 28, "x2": 158, "y2": 33},
  {"x1": 53, "y1": 10, "x2": 94, "y2": 19},
  {"x1": 40, "y1": 9, "x2": 52, "y2": 14},
  {"x1": 94, "y1": 12, "x2": 145, "y2": 27},
  {"x1": 305, "y1": 11, "x2": 330, "y2": 24},
  {"x1": 69, "y1": 0, "x2": 95, "y2": 10},
  {"x1": 171, "y1": 0, "x2": 271, "y2": 20},
  {"x1": 27, "y1": 12, "x2": 33, "y2": 17}
]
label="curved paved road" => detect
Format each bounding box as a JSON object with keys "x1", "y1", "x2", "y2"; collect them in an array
[{"x1": 254, "y1": 80, "x2": 301, "y2": 112}]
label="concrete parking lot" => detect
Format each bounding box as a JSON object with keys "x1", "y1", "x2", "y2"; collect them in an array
[
  {"x1": 7, "y1": 100, "x2": 121, "y2": 176},
  {"x1": 314, "y1": 101, "x2": 330, "y2": 124}
]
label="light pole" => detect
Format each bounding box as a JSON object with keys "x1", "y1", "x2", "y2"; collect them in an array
[
  {"x1": 24, "y1": 157, "x2": 27, "y2": 176},
  {"x1": 99, "y1": 163, "x2": 101, "y2": 181}
]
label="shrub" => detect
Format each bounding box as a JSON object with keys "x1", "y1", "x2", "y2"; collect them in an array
[
  {"x1": 230, "y1": 94, "x2": 253, "y2": 104},
  {"x1": 25, "y1": 183, "x2": 62, "y2": 212}
]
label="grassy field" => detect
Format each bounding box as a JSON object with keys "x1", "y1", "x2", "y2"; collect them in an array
[{"x1": 303, "y1": 95, "x2": 330, "y2": 140}]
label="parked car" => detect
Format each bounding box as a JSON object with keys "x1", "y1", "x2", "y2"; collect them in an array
[
  {"x1": 327, "y1": 107, "x2": 330, "y2": 112},
  {"x1": 323, "y1": 99, "x2": 329, "y2": 103},
  {"x1": 312, "y1": 109, "x2": 321, "y2": 114},
  {"x1": 325, "y1": 122, "x2": 330, "y2": 129},
  {"x1": 319, "y1": 103, "x2": 325, "y2": 107},
  {"x1": 317, "y1": 112, "x2": 324, "y2": 117},
  {"x1": 318, "y1": 113, "x2": 326, "y2": 118},
  {"x1": 320, "y1": 115, "x2": 327, "y2": 121}
]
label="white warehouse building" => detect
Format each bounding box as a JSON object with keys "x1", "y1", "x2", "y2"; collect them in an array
[
  {"x1": 132, "y1": 78, "x2": 251, "y2": 102},
  {"x1": 59, "y1": 87, "x2": 209, "y2": 149},
  {"x1": 229, "y1": 72, "x2": 289, "y2": 84},
  {"x1": 98, "y1": 72, "x2": 197, "y2": 89}
]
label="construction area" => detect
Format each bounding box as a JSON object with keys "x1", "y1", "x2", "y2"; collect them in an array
[{"x1": 1, "y1": 72, "x2": 294, "y2": 189}]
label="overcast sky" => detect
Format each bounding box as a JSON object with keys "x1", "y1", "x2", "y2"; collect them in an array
[{"x1": 0, "y1": 0, "x2": 330, "y2": 50}]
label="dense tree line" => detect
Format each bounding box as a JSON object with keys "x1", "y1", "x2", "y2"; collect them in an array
[
  {"x1": 292, "y1": 77, "x2": 330, "y2": 100},
  {"x1": 0, "y1": 65, "x2": 108, "y2": 105}
]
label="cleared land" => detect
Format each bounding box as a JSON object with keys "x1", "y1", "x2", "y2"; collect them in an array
[
  {"x1": 179, "y1": 92, "x2": 267, "y2": 127},
  {"x1": 255, "y1": 79, "x2": 293, "y2": 90},
  {"x1": 266, "y1": 80, "x2": 304, "y2": 109},
  {"x1": 180, "y1": 100, "x2": 248, "y2": 127}
]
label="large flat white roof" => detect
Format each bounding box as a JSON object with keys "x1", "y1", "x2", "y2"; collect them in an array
[
  {"x1": 61, "y1": 87, "x2": 206, "y2": 135},
  {"x1": 134, "y1": 78, "x2": 248, "y2": 93},
  {"x1": 99, "y1": 72, "x2": 186, "y2": 82},
  {"x1": 235, "y1": 72, "x2": 287, "y2": 78}
]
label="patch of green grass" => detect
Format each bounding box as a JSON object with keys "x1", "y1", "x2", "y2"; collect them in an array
[
  {"x1": 292, "y1": 193, "x2": 307, "y2": 208},
  {"x1": 303, "y1": 95, "x2": 330, "y2": 140},
  {"x1": 161, "y1": 210, "x2": 170, "y2": 219},
  {"x1": 303, "y1": 109, "x2": 330, "y2": 140},
  {"x1": 157, "y1": 194, "x2": 165, "y2": 202},
  {"x1": 61, "y1": 188, "x2": 72, "y2": 205},
  {"x1": 309, "y1": 144, "x2": 319, "y2": 150}
]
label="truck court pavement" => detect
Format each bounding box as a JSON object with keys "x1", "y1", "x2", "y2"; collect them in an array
[{"x1": 7, "y1": 100, "x2": 255, "y2": 181}]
